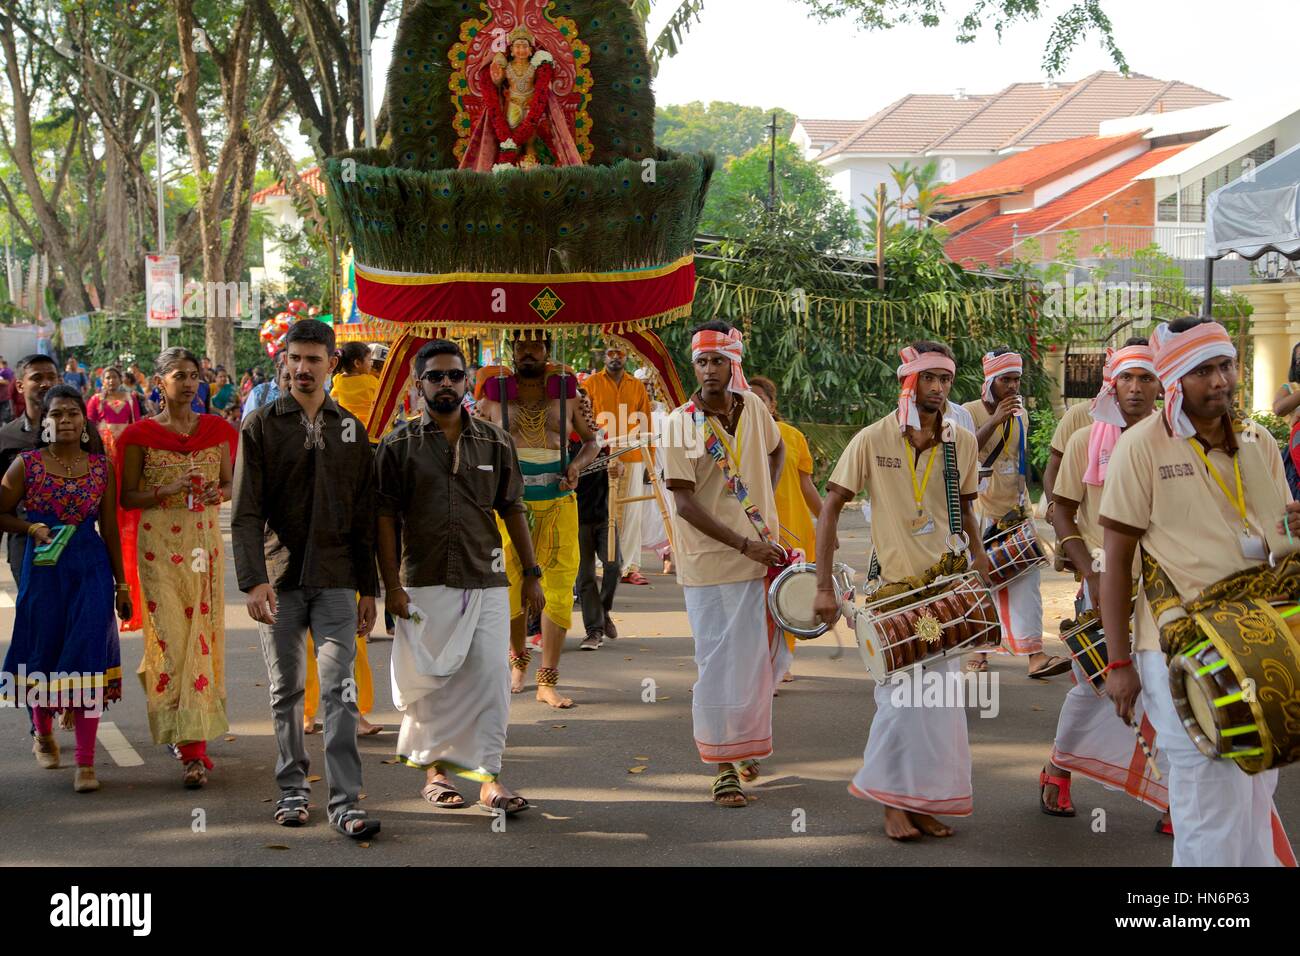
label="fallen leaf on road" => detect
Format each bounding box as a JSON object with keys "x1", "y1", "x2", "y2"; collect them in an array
[
  {"x1": 224, "y1": 736, "x2": 236, "y2": 742},
  {"x1": 551, "y1": 724, "x2": 566, "y2": 729},
  {"x1": 639, "y1": 648, "x2": 650, "y2": 652},
  {"x1": 627, "y1": 766, "x2": 647, "y2": 774},
  {"x1": 264, "y1": 844, "x2": 290, "y2": 850},
  {"x1": 358, "y1": 842, "x2": 371, "y2": 849},
  {"x1": 659, "y1": 696, "x2": 671, "y2": 700},
  {"x1": 541, "y1": 813, "x2": 572, "y2": 821},
  {"x1": 635, "y1": 755, "x2": 650, "y2": 761},
  {"x1": 359, "y1": 793, "x2": 367, "y2": 800},
  {"x1": 624, "y1": 657, "x2": 633, "y2": 661},
  {"x1": 261, "y1": 798, "x2": 272, "y2": 803},
  {"x1": 380, "y1": 757, "x2": 399, "y2": 765},
  {"x1": 254, "y1": 682, "x2": 263, "y2": 687},
  {"x1": 1031, "y1": 705, "x2": 1043, "y2": 712},
  {"x1": 307, "y1": 774, "x2": 322, "y2": 783}
]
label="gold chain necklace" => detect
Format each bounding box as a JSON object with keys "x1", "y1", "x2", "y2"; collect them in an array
[
  {"x1": 48, "y1": 448, "x2": 85, "y2": 477},
  {"x1": 515, "y1": 400, "x2": 549, "y2": 448}
]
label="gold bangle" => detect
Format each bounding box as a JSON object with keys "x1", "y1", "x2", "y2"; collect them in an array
[
  {"x1": 1057, "y1": 534, "x2": 1085, "y2": 548},
  {"x1": 26, "y1": 522, "x2": 48, "y2": 538}
]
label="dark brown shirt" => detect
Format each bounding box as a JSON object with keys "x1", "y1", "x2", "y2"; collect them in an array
[
  {"x1": 231, "y1": 392, "x2": 378, "y2": 596},
  {"x1": 375, "y1": 407, "x2": 525, "y2": 589}
]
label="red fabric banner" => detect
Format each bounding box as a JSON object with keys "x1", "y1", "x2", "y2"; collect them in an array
[{"x1": 354, "y1": 255, "x2": 696, "y2": 329}]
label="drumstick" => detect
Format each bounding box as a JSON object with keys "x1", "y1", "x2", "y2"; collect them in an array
[{"x1": 1128, "y1": 719, "x2": 1162, "y2": 781}]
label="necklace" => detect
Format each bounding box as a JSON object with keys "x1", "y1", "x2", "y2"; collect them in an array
[
  {"x1": 48, "y1": 447, "x2": 85, "y2": 477},
  {"x1": 515, "y1": 400, "x2": 549, "y2": 448},
  {"x1": 300, "y1": 411, "x2": 326, "y2": 450}
]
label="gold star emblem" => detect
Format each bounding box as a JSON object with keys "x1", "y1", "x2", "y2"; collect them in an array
[
  {"x1": 915, "y1": 611, "x2": 943, "y2": 646},
  {"x1": 529, "y1": 286, "x2": 565, "y2": 321}
]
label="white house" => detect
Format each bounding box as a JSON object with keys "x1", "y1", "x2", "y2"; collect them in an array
[
  {"x1": 248, "y1": 166, "x2": 325, "y2": 292},
  {"x1": 798, "y1": 72, "x2": 1225, "y2": 231}
]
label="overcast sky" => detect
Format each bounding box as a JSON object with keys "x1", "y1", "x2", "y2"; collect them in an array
[{"x1": 364, "y1": 0, "x2": 1288, "y2": 131}]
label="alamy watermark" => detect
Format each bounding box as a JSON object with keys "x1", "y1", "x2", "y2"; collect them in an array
[
  {"x1": 1041, "y1": 275, "x2": 1153, "y2": 328},
  {"x1": 887, "y1": 663, "x2": 1000, "y2": 718},
  {"x1": 0, "y1": 666, "x2": 105, "y2": 717}
]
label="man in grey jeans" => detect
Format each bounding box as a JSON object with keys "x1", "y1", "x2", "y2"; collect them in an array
[{"x1": 232, "y1": 318, "x2": 381, "y2": 840}]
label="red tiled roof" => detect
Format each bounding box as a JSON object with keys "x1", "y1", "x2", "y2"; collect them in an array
[
  {"x1": 936, "y1": 133, "x2": 1143, "y2": 202},
  {"x1": 943, "y1": 143, "x2": 1190, "y2": 267},
  {"x1": 251, "y1": 166, "x2": 325, "y2": 205}
]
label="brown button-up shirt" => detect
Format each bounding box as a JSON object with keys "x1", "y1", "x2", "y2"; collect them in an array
[
  {"x1": 375, "y1": 407, "x2": 525, "y2": 589},
  {"x1": 231, "y1": 392, "x2": 378, "y2": 596}
]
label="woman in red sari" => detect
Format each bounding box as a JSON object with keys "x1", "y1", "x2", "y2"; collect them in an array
[
  {"x1": 118, "y1": 348, "x2": 237, "y2": 788},
  {"x1": 88, "y1": 366, "x2": 146, "y2": 631}
]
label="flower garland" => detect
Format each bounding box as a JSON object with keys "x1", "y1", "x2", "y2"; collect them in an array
[{"x1": 481, "y1": 50, "x2": 556, "y2": 166}]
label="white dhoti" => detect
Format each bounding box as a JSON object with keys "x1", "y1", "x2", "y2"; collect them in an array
[
  {"x1": 1137, "y1": 650, "x2": 1296, "y2": 866},
  {"x1": 619, "y1": 460, "x2": 646, "y2": 574},
  {"x1": 685, "y1": 577, "x2": 790, "y2": 763},
  {"x1": 1052, "y1": 659, "x2": 1168, "y2": 811},
  {"x1": 982, "y1": 517, "x2": 1043, "y2": 655},
  {"x1": 850, "y1": 657, "x2": 973, "y2": 816},
  {"x1": 391, "y1": 585, "x2": 511, "y2": 781}
]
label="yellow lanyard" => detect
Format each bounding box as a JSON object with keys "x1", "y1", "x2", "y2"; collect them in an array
[
  {"x1": 905, "y1": 439, "x2": 938, "y2": 515},
  {"x1": 1187, "y1": 439, "x2": 1248, "y2": 529}
]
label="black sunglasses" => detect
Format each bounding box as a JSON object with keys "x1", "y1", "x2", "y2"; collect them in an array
[{"x1": 420, "y1": 369, "x2": 467, "y2": 384}]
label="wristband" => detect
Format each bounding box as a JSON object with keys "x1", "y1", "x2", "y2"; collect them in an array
[
  {"x1": 1057, "y1": 534, "x2": 1084, "y2": 548},
  {"x1": 1104, "y1": 658, "x2": 1133, "y2": 675}
]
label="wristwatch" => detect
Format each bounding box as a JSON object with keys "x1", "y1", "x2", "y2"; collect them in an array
[{"x1": 522, "y1": 564, "x2": 543, "y2": 578}]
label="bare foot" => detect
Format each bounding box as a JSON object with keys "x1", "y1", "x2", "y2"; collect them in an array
[
  {"x1": 536, "y1": 685, "x2": 575, "y2": 709},
  {"x1": 303, "y1": 716, "x2": 320, "y2": 735},
  {"x1": 884, "y1": 806, "x2": 921, "y2": 841},
  {"x1": 510, "y1": 668, "x2": 526, "y2": 694},
  {"x1": 908, "y1": 812, "x2": 954, "y2": 837},
  {"x1": 357, "y1": 716, "x2": 382, "y2": 736},
  {"x1": 782, "y1": 671, "x2": 795, "y2": 683}
]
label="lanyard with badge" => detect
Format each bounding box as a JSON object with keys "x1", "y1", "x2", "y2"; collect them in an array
[
  {"x1": 906, "y1": 438, "x2": 938, "y2": 535},
  {"x1": 1187, "y1": 438, "x2": 1266, "y2": 560}
]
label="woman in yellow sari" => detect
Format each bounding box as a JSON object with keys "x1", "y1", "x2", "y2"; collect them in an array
[
  {"x1": 750, "y1": 377, "x2": 823, "y2": 680},
  {"x1": 119, "y1": 348, "x2": 237, "y2": 788}
]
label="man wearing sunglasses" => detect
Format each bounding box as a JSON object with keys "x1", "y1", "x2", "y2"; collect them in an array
[
  {"x1": 477, "y1": 333, "x2": 600, "y2": 708},
  {"x1": 376, "y1": 339, "x2": 538, "y2": 816}
]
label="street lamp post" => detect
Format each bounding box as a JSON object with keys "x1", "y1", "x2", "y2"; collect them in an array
[
  {"x1": 55, "y1": 43, "x2": 169, "y2": 348},
  {"x1": 360, "y1": 0, "x2": 376, "y2": 148}
]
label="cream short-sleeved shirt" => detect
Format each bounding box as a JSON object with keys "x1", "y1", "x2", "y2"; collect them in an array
[
  {"x1": 1050, "y1": 401, "x2": 1094, "y2": 455},
  {"x1": 662, "y1": 393, "x2": 783, "y2": 588},
  {"x1": 963, "y1": 399, "x2": 1026, "y2": 520},
  {"x1": 829, "y1": 413, "x2": 979, "y2": 584},
  {"x1": 1099, "y1": 413, "x2": 1291, "y2": 652},
  {"x1": 1054, "y1": 422, "x2": 1103, "y2": 551}
]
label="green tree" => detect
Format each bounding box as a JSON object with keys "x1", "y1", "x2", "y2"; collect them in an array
[
  {"x1": 640, "y1": 1, "x2": 1124, "y2": 78},
  {"x1": 655, "y1": 102, "x2": 797, "y2": 163},
  {"x1": 701, "y1": 139, "x2": 861, "y2": 251}
]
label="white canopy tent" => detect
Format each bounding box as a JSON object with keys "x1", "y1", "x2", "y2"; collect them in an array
[{"x1": 1203, "y1": 140, "x2": 1300, "y2": 311}]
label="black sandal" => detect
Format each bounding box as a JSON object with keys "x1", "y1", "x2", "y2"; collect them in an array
[
  {"x1": 333, "y1": 808, "x2": 381, "y2": 839},
  {"x1": 274, "y1": 794, "x2": 309, "y2": 827},
  {"x1": 712, "y1": 768, "x2": 748, "y2": 808}
]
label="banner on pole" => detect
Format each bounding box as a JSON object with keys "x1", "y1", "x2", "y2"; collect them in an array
[{"x1": 145, "y1": 254, "x2": 182, "y2": 329}]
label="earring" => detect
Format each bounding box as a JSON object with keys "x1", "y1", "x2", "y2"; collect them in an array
[{"x1": 81, "y1": 428, "x2": 89, "y2": 443}]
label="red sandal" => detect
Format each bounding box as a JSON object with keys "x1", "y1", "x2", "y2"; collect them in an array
[{"x1": 1039, "y1": 766, "x2": 1076, "y2": 817}]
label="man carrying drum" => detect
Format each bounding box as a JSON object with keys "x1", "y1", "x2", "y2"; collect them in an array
[
  {"x1": 1045, "y1": 338, "x2": 1171, "y2": 830},
  {"x1": 1099, "y1": 317, "x2": 1296, "y2": 866},
  {"x1": 662, "y1": 320, "x2": 789, "y2": 809},
  {"x1": 814, "y1": 340, "x2": 991, "y2": 842},
  {"x1": 964, "y1": 347, "x2": 1070, "y2": 678}
]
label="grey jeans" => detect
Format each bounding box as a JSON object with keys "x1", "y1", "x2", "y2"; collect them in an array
[{"x1": 257, "y1": 587, "x2": 362, "y2": 819}]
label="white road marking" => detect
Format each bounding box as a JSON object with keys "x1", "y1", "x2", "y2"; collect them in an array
[{"x1": 97, "y1": 721, "x2": 145, "y2": 767}]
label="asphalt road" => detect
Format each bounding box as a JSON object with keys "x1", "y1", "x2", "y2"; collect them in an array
[{"x1": 2, "y1": 506, "x2": 1296, "y2": 866}]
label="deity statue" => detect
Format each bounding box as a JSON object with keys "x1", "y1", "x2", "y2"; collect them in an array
[{"x1": 459, "y1": 23, "x2": 585, "y2": 171}]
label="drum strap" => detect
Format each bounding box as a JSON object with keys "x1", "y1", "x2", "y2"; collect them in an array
[
  {"x1": 1139, "y1": 548, "x2": 1300, "y2": 657},
  {"x1": 685, "y1": 402, "x2": 782, "y2": 552},
  {"x1": 868, "y1": 434, "x2": 962, "y2": 583}
]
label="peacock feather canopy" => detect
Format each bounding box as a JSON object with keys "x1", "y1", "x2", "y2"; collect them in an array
[{"x1": 326, "y1": 0, "x2": 713, "y2": 279}]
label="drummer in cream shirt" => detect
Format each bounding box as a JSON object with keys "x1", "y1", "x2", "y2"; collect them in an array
[
  {"x1": 814, "y1": 340, "x2": 989, "y2": 842},
  {"x1": 963, "y1": 347, "x2": 1068, "y2": 676},
  {"x1": 1099, "y1": 318, "x2": 1297, "y2": 867}
]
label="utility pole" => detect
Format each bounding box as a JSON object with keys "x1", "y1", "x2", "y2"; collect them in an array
[
  {"x1": 876, "y1": 183, "x2": 886, "y2": 290},
  {"x1": 765, "y1": 112, "x2": 781, "y2": 211}
]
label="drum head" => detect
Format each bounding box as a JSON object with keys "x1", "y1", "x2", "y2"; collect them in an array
[
  {"x1": 855, "y1": 614, "x2": 888, "y2": 682},
  {"x1": 768, "y1": 564, "x2": 829, "y2": 638}
]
